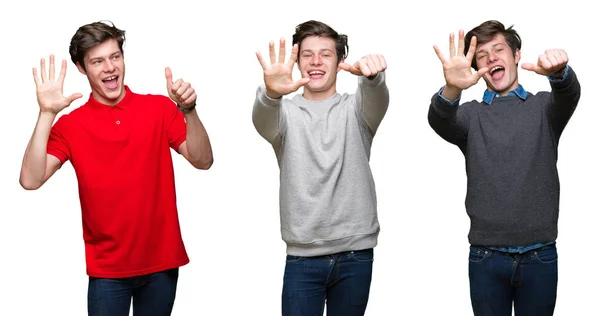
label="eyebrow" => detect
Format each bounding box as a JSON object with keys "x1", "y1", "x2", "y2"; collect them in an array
[
  {"x1": 300, "y1": 48, "x2": 335, "y2": 54},
  {"x1": 88, "y1": 51, "x2": 121, "y2": 62}
]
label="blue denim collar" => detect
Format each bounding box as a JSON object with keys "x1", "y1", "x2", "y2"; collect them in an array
[{"x1": 482, "y1": 84, "x2": 528, "y2": 104}]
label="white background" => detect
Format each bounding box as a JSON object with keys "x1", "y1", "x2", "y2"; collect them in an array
[{"x1": 1, "y1": 0, "x2": 598, "y2": 315}]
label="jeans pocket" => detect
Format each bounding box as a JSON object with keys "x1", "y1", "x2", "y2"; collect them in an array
[
  {"x1": 286, "y1": 255, "x2": 305, "y2": 263},
  {"x1": 350, "y1": 249, "x2": 374, "y2": 263},
  {"x1": 469, "y1": 246, "x2": 489, "y2": 263},
  {"x1": 534, "y1": 246, "x2": 558, "y2": 264}
]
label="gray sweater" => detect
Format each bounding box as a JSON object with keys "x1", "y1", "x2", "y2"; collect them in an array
[
  {"x1": 428, "y1": 67, "x2": 581, "y2": 246},
  {"x1": 253, "y1": 73, "x2": 389, "y2": 256}
]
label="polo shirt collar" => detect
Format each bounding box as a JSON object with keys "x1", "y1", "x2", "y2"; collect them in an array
[{"x1": 87, "y1": 85, "x2": 133, "y2": 110}]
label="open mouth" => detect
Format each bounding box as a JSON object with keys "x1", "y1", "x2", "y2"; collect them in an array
[
  {"x1": 308, "y1": 70, "x2": 325, "y2": 79},
  {"x1": 489, "y1": 66, "x2": 505, "y2": 81},
  {"x1": 102, "y1": 75, "x2": 119, "y2": 89}
]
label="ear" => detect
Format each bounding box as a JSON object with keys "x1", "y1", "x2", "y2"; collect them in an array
[
  {"x1": 337, "y1": 58, "x2": 345, "y2": 72},
  {"x1": 514, "y1": 48, "x2": 521, "y2": 64},
  {"x1": 76, "y1": 62, "x2": 86, "y2": 75}
]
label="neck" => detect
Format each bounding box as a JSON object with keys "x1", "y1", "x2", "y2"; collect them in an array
[{"x1": 302, "y1": 87, "x2": 337, "y2": 101}]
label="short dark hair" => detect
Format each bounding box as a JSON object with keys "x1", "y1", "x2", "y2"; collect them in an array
[
  {"x1": 292, "y1": 20, "x2": 348, "y2": 64},
  {"x1": 465, "y1": 20, "x2": 521, "y2": 69},
  {"x1": 69, "y1": 21, "x2": 126, "y2": 71}
]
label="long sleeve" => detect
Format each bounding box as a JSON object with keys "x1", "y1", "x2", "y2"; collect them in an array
[
  {"x1": 355, "y1": 72, "x2": 389, "y2": 135},
  {"x1": 252, "y1": 85, "x2": 284, "y2": 145},
  {"x1": 428, "y1": 88, "x2": 470, "y2": 152},
  {"x1": 548, "y1": 65, "x2": 581, "y2": 138}
]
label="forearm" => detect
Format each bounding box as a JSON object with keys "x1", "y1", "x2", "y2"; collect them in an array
[
  {"x1": 20, "y1": 111, "x2": 56, "y2": 189},
  {"x1": 183, "y1": 109, "x2": 213, "y2": 170},
  {"x1": 252, "y1": 85, "x2": 282, "y2": 144},
  {"x1": 357, "y1": 72, "x2": 389, "y2": 134},
  {"x1": 550, "y1": 66, "x2": 581, "y2": 127},
  {"x1": 428, "y1": 91, "x2": 468, "y2": 146}
]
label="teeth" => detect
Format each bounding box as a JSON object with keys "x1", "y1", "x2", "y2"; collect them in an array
[
  {"x1": 491, "y1": 67, "x2": 502, "y2": 72},
  {"x1": 104, "y1": 76, "x2": 117, "y2": 81},
  {"x1": 309, "y1": 71, "x2": 324, "y2": 75}
]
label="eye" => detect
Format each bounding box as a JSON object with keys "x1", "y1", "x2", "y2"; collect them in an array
[{"x1": 112, "y1": 55, "x2": 120, "y2": 60}]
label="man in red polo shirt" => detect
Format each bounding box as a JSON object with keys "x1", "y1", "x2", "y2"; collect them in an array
[{"x1": 19, "y1": 21, "x2": 213, "y2": 316}]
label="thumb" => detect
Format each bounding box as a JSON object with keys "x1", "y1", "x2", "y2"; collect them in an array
[
  {"x1": 338, "y1": 62, "x2": 353, "y2": 72},
  {"x1": 521, "y1": 63, "x2": 537, "y2": 72},
  {"x1": 68, "y1": 93, "x2": 83, "y2": 103},
  {"x1": 293, "y1": 78, "x2": 311, "y2": 90},
  {"x1": 476, "y1": 67, "x2": 489, "y2": 79},
  {"x1": 165, "y1": 67, "x2": 173, "y2": 88}
]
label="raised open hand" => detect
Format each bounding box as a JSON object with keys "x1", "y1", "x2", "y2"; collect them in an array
[
  {"x1": 339, "y1": 54, "x2": 387, "y2": 77},
  {"x1": 433, "y1": 30, "x2": 489, "y2": 92},
  {"x1": 521, "y1": 49, "x2": 568, "y2": 77},
  {"x1": 32, "y1": 55, "x2": 82, "y2": 114},
  {"x1": 165, "y1": 67, "x2": 197, "y2": 109},
  {"x1": 256, "y1": 38, "x2": 310, "y2": 99}
]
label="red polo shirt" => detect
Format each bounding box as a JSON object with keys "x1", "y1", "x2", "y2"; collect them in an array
[{"x1": 47, "y1": 86, "x2": 190, "y2": 278}]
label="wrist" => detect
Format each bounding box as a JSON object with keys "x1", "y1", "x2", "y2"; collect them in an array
[
  {"x1": 39, "y1": 110, "x2": 58, "y2": 118},
  {"x1": 177, "y1": 102, "x2": 196, "y2": 114},
  {"x1": 441, "y1": 85, "x2": 462, "y2": 101},
  {"x1": 265, "y1": 89, "x2": 282, "y2": 100},
  {"x1": 551, "y1": 66, "x2": 566, "y2": 78}
]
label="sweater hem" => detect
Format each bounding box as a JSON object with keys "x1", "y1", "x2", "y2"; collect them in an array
[{"x1": 285, "y1": 231, "x2": 379, "y2": 257}]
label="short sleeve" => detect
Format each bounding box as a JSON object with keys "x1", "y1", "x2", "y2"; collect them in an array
[
  {"x1": 165, "y1": 98, "x2": 186, "y2": 151},
  {"x1": 47, "y1": 115, "x2": 71, "y2": 164}
]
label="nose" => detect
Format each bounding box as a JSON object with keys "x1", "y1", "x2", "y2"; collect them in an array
[
  {"x1": 103, "y1": 59, "x2": 115, "y2": 73},
  {"x1": 310, "y1": 54, "x2": 322, "y2": 66},
  {"x1": 487, "y1": 52, "x2": 499, "y2": 64}
]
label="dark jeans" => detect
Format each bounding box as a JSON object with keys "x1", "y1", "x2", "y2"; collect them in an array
[
  {"x1": 88, "y1": 268, "x2": 179, "y2": 316},
  {"x1": 469, "y1": 244, "x2": 558, "y2": 316},
  {"x1": 282, "y1": 248, "x2": 374, "y2": 316}
]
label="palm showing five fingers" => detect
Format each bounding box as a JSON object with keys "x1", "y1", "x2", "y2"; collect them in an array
[
  {"x1": 256, "y1": 38, "x2": 310, "y2": 99},
  {"x1": 33, "y1": 55, "x2": 82, "y2": 114},
  {"x1": 434, "y1": 30, "x2": 489, "y2": 92}
]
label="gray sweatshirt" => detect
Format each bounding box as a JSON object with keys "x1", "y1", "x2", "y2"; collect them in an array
[
  {"x1": 253, "y1": 73, "x2": 389, "y2": 256},
  {"x1": 428, "y1": 67, "x2": 580, "y2": 246}
]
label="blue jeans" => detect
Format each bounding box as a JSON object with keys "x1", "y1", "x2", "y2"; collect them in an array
[
  {"x1": 469, "y1": 244, "x2": 558, "y2": 316},
  {"x1": 88, "y1": 268, "x2": 179, "y2": 316},
  {"x1": 282, "y1": 248, "x2": 374, "y2": 316}
]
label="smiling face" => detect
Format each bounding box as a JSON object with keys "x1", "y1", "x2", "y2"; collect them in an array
[
  {"x1": 76, "y1": 39, "x2": 126, "y2": 105},
  {"x1": 475, "y1": 34, "x2": 520, "y2": 96},
  {"x1": 297, "y1": 36, "x2": 342, "y2": 101}
]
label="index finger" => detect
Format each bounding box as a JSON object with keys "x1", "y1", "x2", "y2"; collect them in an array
[
  {"x1": 465, "y1": 36, "x2": 478, "y2": 61},
  {"x1": 287, "y1": 44, "x2": 299, "y2": 67},
  {"x1": 57, "y1": 59, "x2": 67, "y2": 84}
]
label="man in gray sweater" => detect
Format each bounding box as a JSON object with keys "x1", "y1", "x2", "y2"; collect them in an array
[
  {"x1": 253, "y1": 20, "x2": 389, "y2": 316},
  {"x1": 429, "y1": 20, "x2": 580, "y2": 316}
]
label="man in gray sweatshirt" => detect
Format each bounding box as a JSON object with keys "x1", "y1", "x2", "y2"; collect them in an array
[
  {"x1": 429, "y1": 20, "x2": 580, "y2": 316},
  {"x1": 253, "y1": 20, "x2": 389, "y2": 316}
]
